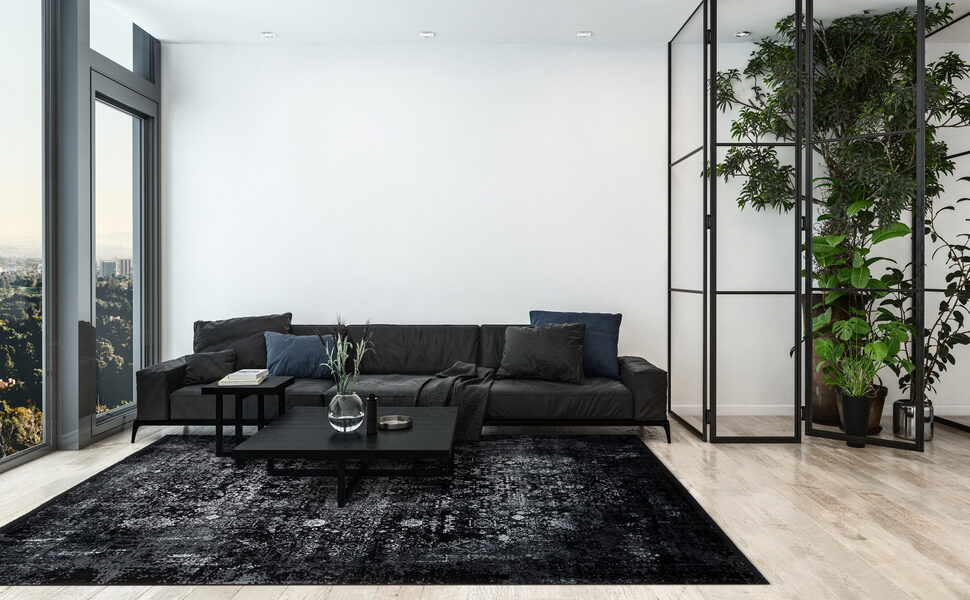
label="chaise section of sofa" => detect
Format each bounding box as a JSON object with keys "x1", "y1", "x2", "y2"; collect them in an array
[{"x1": 134, "y1": 321, "x2": 669, "y2": 442}]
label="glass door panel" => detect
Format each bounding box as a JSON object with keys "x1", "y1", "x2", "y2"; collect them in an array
[{"x1": 94, "y1": 100, "x2": 140, "y2": 423}]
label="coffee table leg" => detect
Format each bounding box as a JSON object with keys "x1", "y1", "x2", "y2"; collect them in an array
[
  {"x1": 279, "y1": 389, "x2": 287, "y2": 416},
  {"x1": 235, "y1": 394, "x2": 243, "y2": 445},
  {"x1": 258, "y1": 393, "x2": 265, "y2": 430},
  {"x1": 215, "y1": 391, "x2": 225, "y2": 457},
  {"x1": 336, "y1": 458, "x2": 346, "y2": 507}
]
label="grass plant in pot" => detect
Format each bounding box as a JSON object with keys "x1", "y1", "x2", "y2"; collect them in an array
[{"x1": 813, "y1": 256, "x2": 912, "y2": 447}]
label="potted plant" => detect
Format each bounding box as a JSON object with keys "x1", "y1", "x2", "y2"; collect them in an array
[
  {"x1": 321, "y1": 321, "x2": 373, "y2": 433},
  {"x1": 882, "y1": 179, "x2": 970, "y2": 440},
  {"x1": 813, "y1": 293, "x2": 912, "y2": 447}
]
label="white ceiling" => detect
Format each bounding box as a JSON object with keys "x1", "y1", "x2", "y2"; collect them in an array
[{"x1": 108, "y1": 0, "x2": 970, "y2": 45}]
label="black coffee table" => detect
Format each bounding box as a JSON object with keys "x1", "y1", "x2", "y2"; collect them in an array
[
  {"x1": 232, "y1": 406, "x2": 458, "y2": 506},
  {"x1": 201, "y1": 376, "x2": 295, "y2": 458}
]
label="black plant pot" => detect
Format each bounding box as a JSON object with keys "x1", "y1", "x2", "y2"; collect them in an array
[{"x1": 839, "y1": 391, "x2": 872, "y2": 448}]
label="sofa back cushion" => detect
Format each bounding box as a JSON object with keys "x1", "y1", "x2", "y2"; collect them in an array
[
  {"x1": 291, "y1": 324, "x2": 479, "y2": 375},
  {"x1": 193, "y1": 313, "x2": 292, "y2": 369},
  {"x1": 478, "y1": 325, "x2": 524, "y2": 369}
]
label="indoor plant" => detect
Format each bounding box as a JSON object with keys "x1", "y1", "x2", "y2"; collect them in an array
[
  {"x1": 321, "y1": 321, "x2": 373, "y2": 433},
  {"x1": 713, "y1": 4, "x2": 970, "y2": 427}
]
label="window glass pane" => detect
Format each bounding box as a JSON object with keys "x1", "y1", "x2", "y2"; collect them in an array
[
  {"x1": 94, "y1": 101, "x2": 137, "y2": 417},
  {"x1": 90, "y1": 0, "x2": 134, "y2": 71},
  {"x1": 670, "y1": 5, "x2": 705, "y2": 162},
  {"x1": 0, "y1": 0, "x2": 44, "y2": 459}
]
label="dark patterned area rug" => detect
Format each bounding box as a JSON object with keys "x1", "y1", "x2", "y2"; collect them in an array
[{"x1": 0, "y1": 435, "x2": 765, "y2": 585}]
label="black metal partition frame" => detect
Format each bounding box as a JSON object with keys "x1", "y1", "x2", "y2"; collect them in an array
[
  {"x1": 669, "y1": 0, "x2": 935, "y2": 449},
  {"x1": 668, "y1": 1, "x2": 708, "y2": 440}
]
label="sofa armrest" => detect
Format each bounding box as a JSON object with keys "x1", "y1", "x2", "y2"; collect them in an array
[
  {"x1": 619, "y1": 356, "x2": 667, "y2": 421},
  {"x1": 136, "y1": 356, "x2": 187, "y2": 421}
]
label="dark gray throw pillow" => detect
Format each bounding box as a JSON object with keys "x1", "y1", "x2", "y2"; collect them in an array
[
  {"x1": 498, "y1": 323, "x2": 586, "y2": 384},
  {"x1": 183, "y1": 349, "x2": 236, "y2": 385},
  {"x1": 193, "y1": 313, "x2": 292, "y2": 369},
  {"x1": 530, "y1": 310, "x2": 622, "y2": 379}
]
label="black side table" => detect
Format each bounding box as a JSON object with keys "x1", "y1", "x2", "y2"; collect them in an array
[{"x1": 201, "y1": 376, "x2": 295, "y2": 457}]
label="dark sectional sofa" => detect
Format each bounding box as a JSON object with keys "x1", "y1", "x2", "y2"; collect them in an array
[{"x1": 133, "y1": 323, "x2": 670, "y2": 442}]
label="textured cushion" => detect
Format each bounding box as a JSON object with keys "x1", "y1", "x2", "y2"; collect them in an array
[
  {"x1": 183, "y1": 350, "x2": 235, "y2": 385},
  {"x1": 498, "y1": 324, "x2": 586, "y2": 384},
  {"x1": 193, "y1": 313, "x2": 292, "y2": 370},
  {"x1": 530, "y1": 311, "x2": 622, "y2": 379},
  {"x1": 265, "y1": 332, "x2": 333, "y2": 379},
  {"x1": 323, "y1": 374, "x2": 430, "y2": 407},
  {"x1": 485, "y1": 377, "x2": 633, "y2": 421}
]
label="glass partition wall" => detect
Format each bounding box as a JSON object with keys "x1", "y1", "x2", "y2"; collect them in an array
[
  {"x1": 668, "y1": 0, "x2": 970, "y2": 450},
  {"x1": 926, "y1": 7, "x2": 970, "y2": 434},
  {"x1": 669, "y1": 2, "x2": 709, "y2": 439}
]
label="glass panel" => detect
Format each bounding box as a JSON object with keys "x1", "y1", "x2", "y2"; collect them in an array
[
  {"x1": 90, "y1": 0, "x2": 134, "y2": 71},
  {"x1": 715, "y1": 294, "x2": 796, "y2": 437},
  {"x1": 671, "y1": 4, "x2": 705, "y2": 162},
  {"x1": 0, "y1": 0, "x2": 44, "y2": 460},
  {"x1": 670, "y1": 291, "x2": 705, "y2": 433},
  {"x1": 716, "y1": 147, "x2": 797, "y2": 291},
  {"x1": 671, "y1": 151, "x2": 705, "y2": 291},
  {"x1": 94, "y1": 101, "x2": 139, "y2": 418},
  {"x1": 715, "y1": 0, "x2": 799, "y2": 145}
]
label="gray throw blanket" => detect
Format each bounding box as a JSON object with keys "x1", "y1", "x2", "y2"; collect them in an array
[{"x1": 417, "y1": 361, "x2": 496, "y2": 441}]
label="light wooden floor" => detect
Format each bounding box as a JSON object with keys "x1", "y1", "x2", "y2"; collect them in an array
[{"x1": 1, "y1": 417, "x2": 969, "y2": 600}]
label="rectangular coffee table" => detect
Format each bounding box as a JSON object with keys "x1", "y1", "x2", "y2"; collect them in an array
[{"x1": 232, "y1": 406, "x2": 458, "y2": 506}]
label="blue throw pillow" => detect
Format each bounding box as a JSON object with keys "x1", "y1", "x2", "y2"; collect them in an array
[
  {"x1": 529, "y1": 311, "x2": 622, "y2": 379},
  {"x1": 264, "y1": 332, "x2": 334, "y2": 379}
]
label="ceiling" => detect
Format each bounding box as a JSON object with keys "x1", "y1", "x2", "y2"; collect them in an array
[
  {"x1": 107, "y1": 0, "x2": 699, "y2": 44},
  {"x1": 108, "y1": 0, "x2": 970, "y2": 45}
]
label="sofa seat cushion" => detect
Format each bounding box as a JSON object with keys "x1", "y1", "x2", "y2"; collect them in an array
[
  {"x1": 169, "y1": 381, "x2": 324, "y2": 420},
  {"x1": 324, "y1": 374, "x2": 430, "y2": 407},
  {"x1": 485, "y1": 377, "x2": 633, "y2": 421}
]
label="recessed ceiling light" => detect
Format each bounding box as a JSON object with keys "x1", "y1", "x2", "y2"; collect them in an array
[
  {"x1": 735, "y1": 30, "x2": 751, "y2": 38},
  {"x1": 419, "y1": 31, "x2": 436, "y2": 38},
  {"x1": 576, "y1": 31, "x2": 594, "y2": 38},
  {"x1": 261, "y1": 31, "x2": 277, "y2": 39}
]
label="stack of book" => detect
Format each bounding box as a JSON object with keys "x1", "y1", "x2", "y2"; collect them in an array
[{"x1": 218, "y1": 368, "x2": 269, "y2": 386}]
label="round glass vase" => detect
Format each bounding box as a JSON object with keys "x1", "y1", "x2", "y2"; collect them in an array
[{"x1": 328, "y1": 392, "x2": 365, "y2": 433}]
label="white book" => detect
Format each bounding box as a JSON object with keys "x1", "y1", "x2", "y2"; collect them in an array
[
  {"x1": 226, "y1": 368, "x2": 268, "y2": 381},
  {"x1": 218, "y1": 373, "x2": 267, "y2": 386}
]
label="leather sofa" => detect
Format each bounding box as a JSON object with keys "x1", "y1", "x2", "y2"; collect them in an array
[{"x1": 133, "y1": 323, "x2": 670, "y2": 442}]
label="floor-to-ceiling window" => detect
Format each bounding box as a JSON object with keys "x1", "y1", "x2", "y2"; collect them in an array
[
  {"x1": 0, "y1": 0, "x2": 45, "y2": 461},
  {"x1": 93, "y1": 100, "x2": 139, "y2": 420}
]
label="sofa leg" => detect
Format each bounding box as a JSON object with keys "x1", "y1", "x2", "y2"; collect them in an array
[
  {"x1": 662, "y1": 420, "x2": 671, "y2": 444},
  {"x1": 131, "y1": 421, "x2": 141, "y2": 443}
]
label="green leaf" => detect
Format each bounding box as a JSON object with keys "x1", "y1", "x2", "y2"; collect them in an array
[
  {"x1": 850, "y1": 267, "x2": 871, "y2": 289},
  {"x1": 813, "y1": 308, "x2": 832, "y2": 331},
  {"x1": 846, "y1": 199, "x2": 874, "y2": 217},
  {"x1": 871, "y1": 222, "x2": 912, "y2": 245}
]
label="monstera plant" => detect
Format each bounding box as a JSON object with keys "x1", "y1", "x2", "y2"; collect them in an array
[{"x1": 714, "y1": 3, "x2": 970, "y2": 433}]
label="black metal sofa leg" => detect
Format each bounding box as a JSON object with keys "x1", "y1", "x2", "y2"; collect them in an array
[
  {"x1": 662, "y1": 420, "x2": 671, "y2": 443},
  {"x1": 131, "y1": 421, "x2": 141, "y2": 443}
]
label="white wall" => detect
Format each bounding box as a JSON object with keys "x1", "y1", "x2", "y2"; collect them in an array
[{"x1": 161, "y1": 43, "x2": 669, "y2": 363}]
